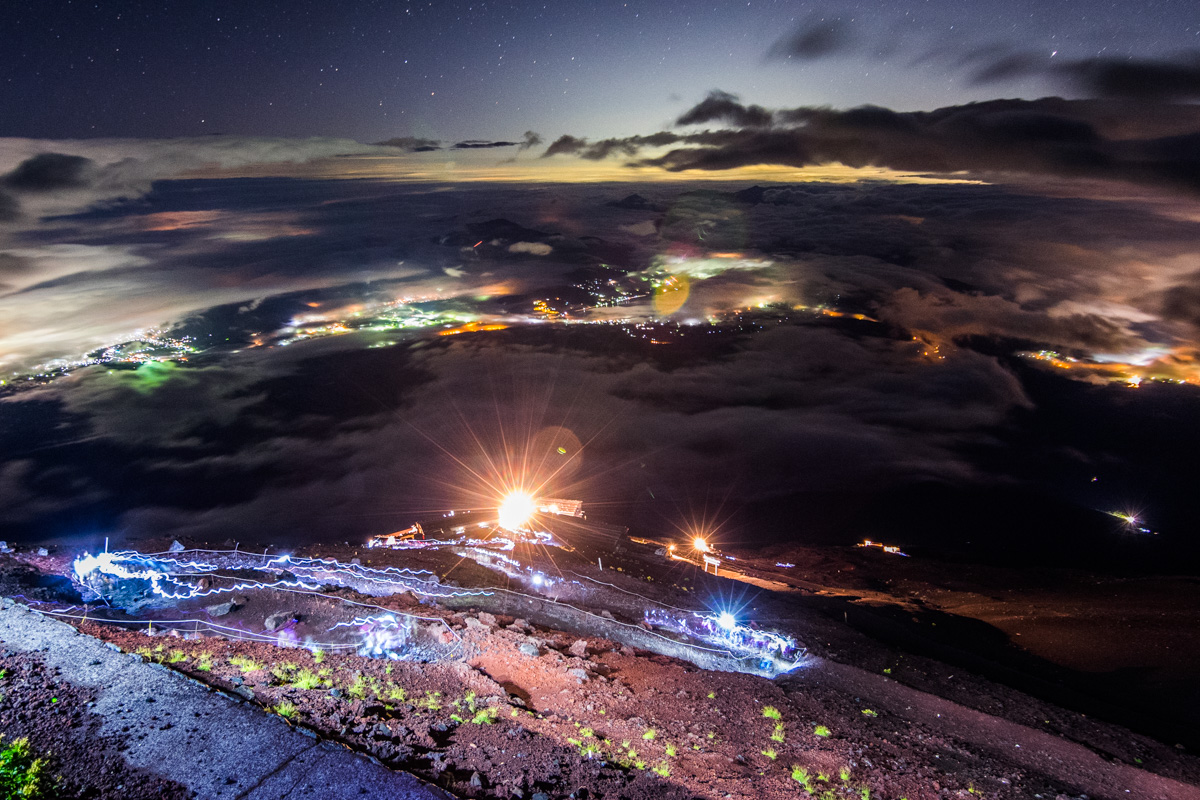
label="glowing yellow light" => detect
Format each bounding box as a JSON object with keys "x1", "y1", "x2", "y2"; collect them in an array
[
  {"x1": 499, "y1": 491, "x2": 536, "y2": 531},
  {"x1": 693, "y1": 536, "x2": 709, "y2": 552}
]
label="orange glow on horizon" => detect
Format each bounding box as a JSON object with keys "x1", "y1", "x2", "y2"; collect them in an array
[
  {"x1": 438, "y1": 321, "x2": 509, "y2": 336},
  {"x1": 181, "y1": 151, "x2": 987, "y2": 187}
]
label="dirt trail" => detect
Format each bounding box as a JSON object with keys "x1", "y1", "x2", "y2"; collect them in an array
[{"x1": 801, "y1": 659, "x2": 1199, "y2": 800}]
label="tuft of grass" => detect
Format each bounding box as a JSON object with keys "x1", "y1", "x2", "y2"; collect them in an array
[
  {"x1": 642, "y1": 728, "x2": 656, "y2": 740},
  {"x1": 270, "y1": 664, "x2": 295, "y2": 684},
  {"x1": 664, "y1": 743, "x2": 677, "y2": 757},
  {"x1": 273, "y1": 701, "x2": 298, "y2": 719},
  {"x1": 311, "y1": 648, "x2": 325, "y2": 664},
  {"x1": 470, "y1": 707, "x2": 499, "y2": 724},
  {"x1": 707, "y1": 691, "x2": 715, "y2": 699},
  {"x1": 814, "y1": 724, "x2": 831, "y2": 738},
  {"x1": 0, "y1": 736, "x2": 52, "y2": 799},
  {"x1": 195, "y1": 652, "x2": 213, "y2": 672},
  {"x1": 386, "y1": 682, "x2": 407, "y2": 702},
  {"x1": 861, "y1": 708, "x2": 878, "y2": 717},
  {"x1": 762, "y1": 705, "x2": 782, "y2": 720},
  {"x1": 762, "y1": 748, "x2": 777, "y2": 760},
  {"x1": 291, "y1": 669, "x2": 322, "y2": 690},
  {"x1": 839, "y1": 767, "x2": 852, "y2": 782},
  {"x1": 229, "y1": 656, "x2": 264, "y2": 673},
  {"x1": 167, "y1": 650, "x2": 187, "y2": 664},
  {"x1": 347, "y1": 674, "x2": 368, "y2": 700},
  {"x1": 651, "y1": 762, "x2": 670, "y2": 778},
  {"x1": 416, "y1": 690, "x2": 442, "y2": 711},
  {"x1": 771, "y1": 722, "x2": 786, "y2": 743},
  {"x1": 580, "y1": 727, "x2": 594, "y2": 738}
]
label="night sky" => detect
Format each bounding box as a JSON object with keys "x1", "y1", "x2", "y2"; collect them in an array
[
  {"x1": 3, "y1": 1, "x2": 1200, "y2": 569},
  {"x1": 3, "y1": 1, "x2": 1199, "y2": 141}
]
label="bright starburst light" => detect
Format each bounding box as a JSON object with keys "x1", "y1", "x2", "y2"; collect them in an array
[{"x1": 499, "y1": 491, "x2": 536, "y2": 531}]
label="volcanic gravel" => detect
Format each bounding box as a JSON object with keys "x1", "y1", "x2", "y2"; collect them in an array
[{"x1": 0, "y1": 649, "x2": 193, "y2": 800}]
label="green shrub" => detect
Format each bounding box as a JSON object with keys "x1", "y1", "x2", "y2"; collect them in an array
[{"x1": 0, "y1": 736, "x2": 51, "y2": 799}]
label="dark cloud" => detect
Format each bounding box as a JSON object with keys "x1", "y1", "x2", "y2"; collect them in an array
[
  {"x1": 543, "y1": 131, "x2": 722, "y2": 161},
  {"x1": 376, "y1": 134, "x2": 545, "y2": 152},
  {"x1": 542, "y1": 135, "x2": 590, "y2": 158},
  {"x1": 1059, "y1": 53, "x2": 1200, "y2": 101},
  {"x1": 1160, "y1": 274, "x2": 1200, "y2": 331},
  {"x1": 958, "y1": 49, "x2": 1200, "y2": 102},
  {"x1": 452, "y1": 139, "x2": 520, "y2": 149},
  {"x1": 675, "y1": 90, "x2": 774, "y2": 128},
  {"x1": 765, "y1": 16, "x2": 854, "y2": 60},
  {"x1": 545, "y1": 92, "x2": 1200, "y2": 195},
  {"x1": 518, "y1": 131, "x2": 543, "y2": 151},
  {"x1": 375, "y1": 136, "x2": 443, "y2": 152},
  {"x1": 768, "y1": 14, "x2": 1200, "y2": 103},
  {"x1": 2, "y1": 153, "x2": 96, "y2": 192},
  {"x1": 0, "y1": 189, "x2": 19, "y2": 221}
]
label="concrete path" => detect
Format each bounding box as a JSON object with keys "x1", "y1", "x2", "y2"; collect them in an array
[{"x1": 0, "y1": 599, "x2": 452, "y2": 800}]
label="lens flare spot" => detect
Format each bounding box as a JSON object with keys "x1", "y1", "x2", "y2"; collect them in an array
[{"x1": 652, "y1": 274, "x2": 690, "y2": 316}]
